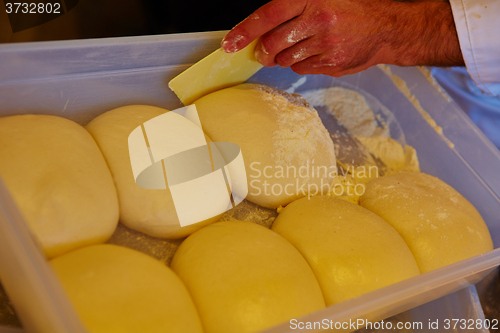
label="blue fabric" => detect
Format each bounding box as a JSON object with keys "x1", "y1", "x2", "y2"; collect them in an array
[{"x1": 432, "y1": 67, "x2": 500, "y2": 149}]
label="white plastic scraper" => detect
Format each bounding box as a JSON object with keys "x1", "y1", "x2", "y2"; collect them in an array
[{"x1": 168, "y1": 39, "x2": 263, "y2": 105}]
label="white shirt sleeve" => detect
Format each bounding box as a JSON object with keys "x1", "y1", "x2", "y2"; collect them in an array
[{"x1": 449, "y1": 0, "x2": 500, "y2": 96}]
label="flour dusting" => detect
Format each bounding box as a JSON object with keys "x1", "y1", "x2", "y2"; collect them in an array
[
  {"x1": 251, "y1": 85, "x2": 334, "y2": 171},
  {"x1": 302, "y1": 87, "x2": 389, "y2": 138}
]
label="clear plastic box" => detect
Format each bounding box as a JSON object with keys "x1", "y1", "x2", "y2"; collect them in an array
[{"x1": 0, "y1": 31, "x2": 499, "y2": 333}]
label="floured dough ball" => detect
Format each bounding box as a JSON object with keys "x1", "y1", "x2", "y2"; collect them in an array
[
  {"x1": 194, "y1": 84, "x2": 336, "y2": 208},
  {"x1": 272, "y1": 196, "x2": 420, "y2": 306},
  {"x1": 360, "y1": 172, "x2": 493, "y2": 273},
  {"x1": 50, "y1": 244, "x2": 203, "y2": 333},
  {"x1": 85, "y1": 105, "x2": 221, "y2": 239},
  {"x1": 171, "y1": 221, "x2": 325, "y2": 333},
  {"x1": 0, "y1": 115, "x2": 118, "y2": 258}
]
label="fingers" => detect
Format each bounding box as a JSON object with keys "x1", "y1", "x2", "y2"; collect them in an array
[
  {"x1": 268, "y1": 29, "x2": 341, "y2": 69},
  {"x1": 221, "y1": 0, "x2": 307, "y2": 53},
  {"x1": 279, "y1": 37, "x2": 346, "y2": 75},
  {"x1": 255, "y1": 16, "x2": 317, "y2": 67}
]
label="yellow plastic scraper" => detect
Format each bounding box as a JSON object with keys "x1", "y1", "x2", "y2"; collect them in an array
[{"x1": 168, "y1": 39, "x2": 263, "y2": 105}]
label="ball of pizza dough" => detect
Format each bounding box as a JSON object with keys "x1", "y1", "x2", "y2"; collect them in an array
[
  {"x1": 194, "y1": 84, "x2": 336, "y2": 208},
  {"x1": 0, "y1": 115, "x2": 118, "y2": 258},
  {"x1": 50, "y1": 244, "x2": 203, "y2": 333},
  {"x1": 85, "y1": 105, "x2": 222, "y2": 239},
  {"x1": 272, "y1": 195, "x2": 420, "y2": 306},
  {"x1": 170, "y1": 220, "x2": 325, "y2": 333},
  {"x1": 360, "y1": 172, "x2": 493, "y2": 273}
]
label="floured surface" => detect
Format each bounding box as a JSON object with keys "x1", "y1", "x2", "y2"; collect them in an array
[
  {"x1": 107, "y1": 223, "x2": 184, "y2": 266},
  {"x1": 254, "y1": 85, "x2": 333, "y2": 169},
  {"x1": 303, "y1": 87, "x2": 390, "y2": 138},
  {"x1": 107, "y1": 200, "x2": 278, "y2": 266},
  {"x1": 219, "y1": 199, "x2": 278, "y2": 229}
]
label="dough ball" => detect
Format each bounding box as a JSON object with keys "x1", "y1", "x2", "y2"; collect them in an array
[
  {"x1": 0, "y1": 115, "x2": 118, "y2": 258},
  {"x1": 194, "y1": 84, "x2": 336, "y2": 208},
  {"x1": 171, "y1": 221, "x2": 325, "y2": 333},
  {"x1": 85, "y1": 105, "x2": 221, "y2": 239},
  {"x1": 360, "y1": 172, "x2": 493, "y2": 273},
  {"x1": 50, "y1": 244, "x2": 203, "y2": 333},
  {"x1": 272, "y1": 196, "x2": 420, "y2": 306}
]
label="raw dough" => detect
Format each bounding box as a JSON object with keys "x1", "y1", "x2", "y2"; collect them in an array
[
  {"x1": 194, "y1": 84, "x2": 336, "y2": 208},
  {"x1": 50, "y1": 244, "x2": 203, "y2": 333},
  {"x1": 170, "y1": 220, "x2": 325, "y2": 333},
  {"x1": 360, "y1": 172, "x2": 494, "y2": 273},
  {"x1": 356, "y1": 137, "x2": 420, "y2": 173},
  {"x1": 272, "y1": 195, "x2": 420, "y2": 306},
  {"x1": 0, "y1": 115, "x2": 118, "y2": 258},
  {"x1": 326, "y1": 140, "x2": 421, "y2": 205},
  {"x1": 85, "y1": 105, "x2": 221, "y2": 238}
]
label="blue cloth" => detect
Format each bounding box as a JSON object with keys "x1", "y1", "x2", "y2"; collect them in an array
[{"x1": 432, "y1": 67, "x2": 500, "y2": 149}]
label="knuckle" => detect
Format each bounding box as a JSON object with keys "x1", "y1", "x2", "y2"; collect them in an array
[
  {"x1": 259, "y1": 0, "x2": 292, "y2": 27},
  {"x1": 275, "y1": 53, "x2": 289, "y2": 68},
  {"x1": 312, "y1": 9, "x2": 338, "y2": 27},
  {"x1": 275, "y1": 49, "x2": 298, "y2": 68},
  {"x1": 259, "y1": 35, "x2": 275, "y2": 55},
  {"x1": 318, "y1": 34, "x2": 339, "y2": 48}
]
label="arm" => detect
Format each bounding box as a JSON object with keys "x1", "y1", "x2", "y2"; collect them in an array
[{"x1": 222, "y1": 0, "x2": 464, "y2": 77}]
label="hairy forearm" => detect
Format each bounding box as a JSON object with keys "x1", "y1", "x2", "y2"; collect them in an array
[{"x1": 383, "y1": 0, "x2": 464, "y2": 67}]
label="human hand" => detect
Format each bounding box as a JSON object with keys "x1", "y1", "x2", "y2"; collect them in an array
[{"x1": 222, "y1": 0, "x2": 464, "y2": 77}]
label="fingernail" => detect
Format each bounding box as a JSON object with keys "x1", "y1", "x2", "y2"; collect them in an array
[
  {"x1": 254, "y1": 42, "x2": 268, "y2": 63},
  {"x1": 254, "y1": 47, "x2": 263, "y2": 63},
  {"x1": 221, "y1": 37, "x2": 238, "y2": 53}
]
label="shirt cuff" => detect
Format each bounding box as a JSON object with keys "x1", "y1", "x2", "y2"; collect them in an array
[{"x1": 449, "y1": 0, "x2": 500, "y2": 96}]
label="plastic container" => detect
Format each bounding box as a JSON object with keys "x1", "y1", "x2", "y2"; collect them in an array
[{"x1": 1, "y1": 31, "x2": 500, "y2": 333}]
